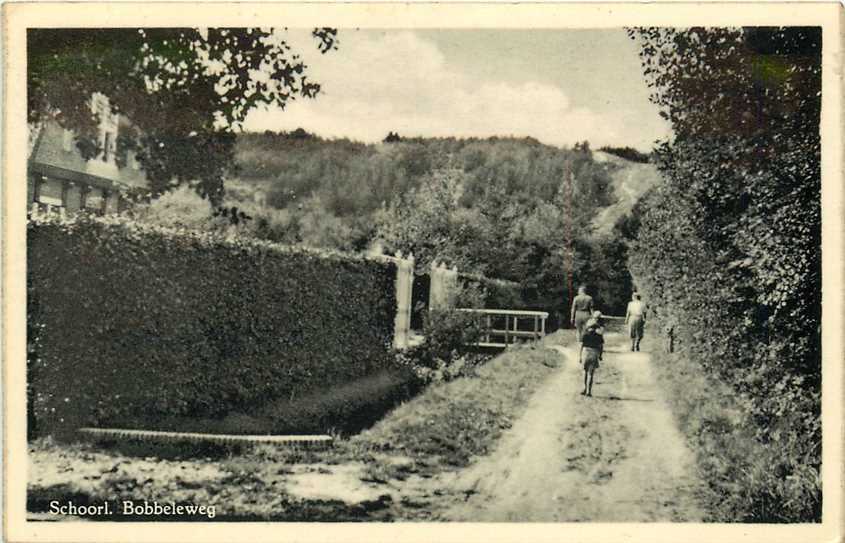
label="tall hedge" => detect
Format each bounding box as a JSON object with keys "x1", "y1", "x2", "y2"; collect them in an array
[
  {"x1": 27, "y1": 213, "x2": 398, "y2": 436},
  {"x1": 628, "y1": 27, "x2": 821, "y2": 521}
]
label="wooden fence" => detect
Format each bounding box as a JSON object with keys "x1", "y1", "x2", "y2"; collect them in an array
[{"x1": 457, "y1": 308, "x2": 549, "y2": 348}]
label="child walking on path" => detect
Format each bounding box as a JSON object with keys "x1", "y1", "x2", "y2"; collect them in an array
[{"x1": 580, "y1": 311, "x2": 604, "y2": 397}]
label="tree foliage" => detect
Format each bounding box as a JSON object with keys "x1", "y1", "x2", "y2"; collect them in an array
[
  {"x1": 627, "y1": 26, "x2": 821, "y2": 521},
  {"x1": 231, "y1": 134, "x2": 624, "y2": 323},
  {"x1": 597, "y1": 146, "x2": 650, "y2": 163},
  {"x1": 221, "y1": 134, "x2": 632, "y2": 326},
  {"x1": 27, "y1": 28, "x2": 338, "y2": 204}
]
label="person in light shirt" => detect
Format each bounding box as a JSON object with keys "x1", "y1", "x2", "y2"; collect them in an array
[
  {"x1": 570, "y1": 285, "x2": 594, "y2": 343},
  {"x1": 625, "y1": 292, "x2": 647, "y2": 352}
]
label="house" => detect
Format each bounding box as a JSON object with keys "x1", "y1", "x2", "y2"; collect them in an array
[{"x1": 27, "y1": 94, "x2": 150, "y2": 214}]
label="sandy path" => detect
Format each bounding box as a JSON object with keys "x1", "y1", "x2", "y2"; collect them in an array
[{"x1": 444, "y1": 334, "x2": 706, "y2": 522}]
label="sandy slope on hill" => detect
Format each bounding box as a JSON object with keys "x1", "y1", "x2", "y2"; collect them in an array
[{"x1": 591, "y1": 151, "x2": 661, "y2": 236}]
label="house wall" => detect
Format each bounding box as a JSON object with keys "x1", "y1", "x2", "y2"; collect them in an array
[
  {"x1": 27, "y1": 174, "x2": 36, "y2": 205},
  {"x1": 66, "y1": 184, "x2": 83, "y2": 213},
  {"x1": 28, "y1": 118, "x2": 151, "y2": 213}
]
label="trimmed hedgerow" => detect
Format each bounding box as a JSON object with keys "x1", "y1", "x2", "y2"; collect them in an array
[
  {"x1": 27, "y1": 212, "x2": 398, "y2": 437},
  {"x1": 627, "y1": 28, "x2": 821, "y2": 521}
]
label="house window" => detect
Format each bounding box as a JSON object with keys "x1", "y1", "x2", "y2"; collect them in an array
[
  {"x1": 92, "y1": 93, "x2": 118, "y2": 164},
  {"x1": 84, "y1": 187, "x2": 105, "y2": 212},
  {"x1": 36, "y1": 177, "x2": 65, "y2": 207},
  {"x1": 102, "y1": 132, "x2": 113, "y2": 162}
]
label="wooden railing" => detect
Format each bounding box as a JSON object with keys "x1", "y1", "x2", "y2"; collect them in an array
[
  {"x1": 457, "y1": 308, "x2": 549, "y2": 348},
  {"x1": 596, "y1": 315, "x2": 626, "y2": 332}
]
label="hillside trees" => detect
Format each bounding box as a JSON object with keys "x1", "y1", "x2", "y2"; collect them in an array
[
  {"x1": 28, "y1": 28, "x2": 338, "y2": 204},
  {"x1": 628, "y1": 27, "x2": 821, "y2": 520},
  {"x1": 372, "y1": 139, "x2": 615, "y2": 321},
  {"x1": 597, "y1": 146, "x2": 650, "y2": 163},
  {"x1": 233, "y1": 134, "x2": 621, "y2": 322}
]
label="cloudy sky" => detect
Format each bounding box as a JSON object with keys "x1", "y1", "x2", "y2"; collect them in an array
[{"x1": 243, "y1": 29, "x2": 672, "y2": 152}]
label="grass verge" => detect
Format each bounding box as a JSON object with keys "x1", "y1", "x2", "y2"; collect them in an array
[
  {"x1": 350, "y1": 341, "x2": 562, "y2": 474},
  {"x1": 130, "y1": 368, "x2": 422, "y2": 436},
  {"x1": 648, "y1": 338, "x2": 821, "y2": 522}
]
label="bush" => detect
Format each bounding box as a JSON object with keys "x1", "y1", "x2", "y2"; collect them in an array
[
  {"x1": 459, "y1": 273, "x2": 524, "y2": 310},
  {"x1": 134, "y1": 185, "x2": 220, "y2": 231},
  {"x1": 410, "y1": 272, "x2": 524, "y2": 331},
  {"x1": 396, "y1": 283, "x2": 488, "y2": 383},
  {"x1": 27, "y1": 212, "x2": 398, "y2": 437},
  {"x1": 597, "y1": 146, "x2": 650, "y2": 163}
]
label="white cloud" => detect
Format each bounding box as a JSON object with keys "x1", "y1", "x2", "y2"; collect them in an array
[{"x1": 243, "y1": 31, "x2": 652, "y2": 149}]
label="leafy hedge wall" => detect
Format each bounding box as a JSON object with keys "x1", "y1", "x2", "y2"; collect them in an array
[
  {"x1": 628, "y1": 27, "x2": 821, "y2": 521},
  {"x1": 27, "y1": 213, "x2": 398, "y2": 437}
]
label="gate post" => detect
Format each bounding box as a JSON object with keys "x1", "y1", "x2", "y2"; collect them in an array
[
  {"x1": 429, "y1": 260, "x2": 441, "y2": 311},
  {"x1": 393, "y1": 251, "x2": 414, "y2": 349},
  {"x1": 429, "y1": 261, "x2": 459, "y2": 311}
]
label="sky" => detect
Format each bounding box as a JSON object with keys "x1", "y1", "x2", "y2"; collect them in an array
[{"x1": 243, "y1": 29, "x2": 672, "y2": 152}]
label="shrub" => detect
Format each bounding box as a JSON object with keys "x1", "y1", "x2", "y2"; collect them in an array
[
  {"x1": 27, "y1": 212, "x2": 398, "y2": 437},
  {"x1": 459, "y1": 273, "x2": 524, "y2": 310},
  {"x1": 133, "y1": 184, "x2": 220, "y2": 231},
  {"x1": 410, "y1": 271, "x2": 525, "y2": 331},
  {"x1": 649, "y1": 340, "x2": 822, "y2": 522},
  {"x1": 597, "y1": 145, "x2": 650, "y2": 163},
  {"x1": 396, "y1": 282, "x2": 488, "y2": 383}
]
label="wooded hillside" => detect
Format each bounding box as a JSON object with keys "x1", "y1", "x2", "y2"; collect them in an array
[{"x1": 222, "y1": 134, "x2": 656, "y2": 319}]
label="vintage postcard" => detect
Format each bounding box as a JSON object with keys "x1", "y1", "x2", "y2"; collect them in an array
[{"x1": 3, "y1": 2, "x2": 843, "y2": 542}]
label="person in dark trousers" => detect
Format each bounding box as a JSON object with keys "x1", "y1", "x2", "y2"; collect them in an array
[
  {"x1": 580, "y1": 311, "x2": 604, "y2": 397},
  {"x1": 570, "y1": 285, "x2": 594, "y2": 343}
]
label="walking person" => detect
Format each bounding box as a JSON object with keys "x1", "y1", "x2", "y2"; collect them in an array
[
  {"x1": 625, "y1": 292, "x2": 647, "y2": 351},
  {"x1": 580, "y1": 311, "x2": 604, "y2": 397},
  {"x1": 570, "y1": 285, "x2": 594, "y2": 343}
]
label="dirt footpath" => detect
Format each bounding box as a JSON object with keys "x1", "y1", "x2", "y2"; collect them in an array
[{"x1": 444, "y1": 334, "x2": 706, "y2": 522}]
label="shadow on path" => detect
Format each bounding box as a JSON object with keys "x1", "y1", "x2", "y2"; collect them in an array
[{"x1": 590, "y1": 394, "x2": 655, "y2": 403}]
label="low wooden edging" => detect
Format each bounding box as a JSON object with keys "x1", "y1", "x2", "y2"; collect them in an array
[{"x1": 78, "y1": 428, "x2": 334, "y2": 449}]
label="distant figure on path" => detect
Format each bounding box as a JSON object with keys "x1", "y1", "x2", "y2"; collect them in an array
[
  {"x1": 570, "y1": 285, "x2": 594, "y2": 343},
  {"x1": 580, "y1": 311, "x2": 604, "y2": 397},
  {"x1": 625, "y1": 292, "x2": 647, "y2": 351}
]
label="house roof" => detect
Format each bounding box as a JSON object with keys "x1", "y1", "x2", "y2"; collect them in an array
[{"x1": 28, "y1": 121, "x2": 150, "y2": 191}]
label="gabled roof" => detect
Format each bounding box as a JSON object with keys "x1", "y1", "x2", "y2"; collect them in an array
[{"x1": 28, "y1": 121, "x2": 149, "y2": 192}]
